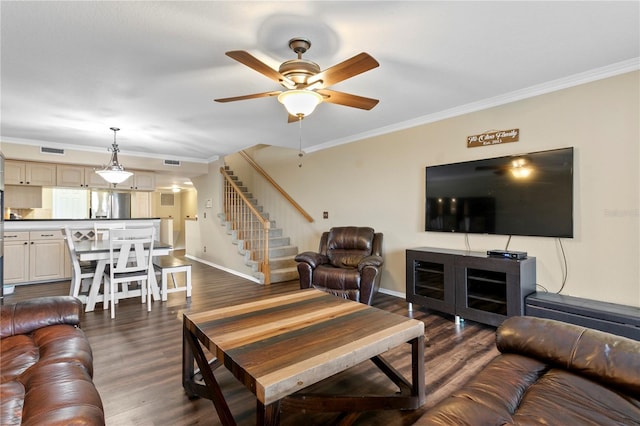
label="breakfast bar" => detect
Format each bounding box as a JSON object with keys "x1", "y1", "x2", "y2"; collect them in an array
[{"x1": 3, "y1": 219, "x2": 161, "y2": 285}]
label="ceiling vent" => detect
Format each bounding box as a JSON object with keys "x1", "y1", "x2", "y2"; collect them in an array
[
  {"x1": 163, "y1": 159, "x2": 181, "y2": 166},
  {"x1": 41, "y1": 146, "x2": 65, "y2": 155}
]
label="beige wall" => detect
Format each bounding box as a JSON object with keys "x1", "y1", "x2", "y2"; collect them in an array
[
  {"x1": 152, "y1": 192, "x2": 182, "y2": 227},
  {"x1": 181, "y1": 189, "x2": 197, "y2": 220},
  {"x1": 198, "y1": 71, "x2": 639, "y2": 307},
  {"x1": 3, "y1": 71, "x2": 637, "y2": 307},
  {"x1": 188, "y1": 160, "x2": 255, "y2": 275},
  {"x1": 151, "y1": 188, "x2": 198, "y2": 248}
]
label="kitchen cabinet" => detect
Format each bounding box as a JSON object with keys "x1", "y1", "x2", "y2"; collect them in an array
[
  {"x1": 131, "y1": 191, "x2": 152, "y2": 218},
  {"x1": 6, "y1": 159, "x2": 156, "y2": 190},
  {"x1": 4, "y1": 185, "x2": 42, "y2": 208},
  {"x1": 57, "y1": 164, "x2": 110, "y2": 188},
  {"x1": 121, "y1": 170, "x2": 155, "y2": 190},
  {"x1": 3, "y1": 230, "x2": 69, "y2": 284},
  {"x1": 5, "y1": 161, "x2": 24, "y2": 185},
  {"x1": 29, "y1": 230, "x2": 67, "y2": 282},
  {"x1": 4, "y1": 232, "x2": 30, "y2": 284},
  {"x1": 5, "y1": 160, "x2": 56, "y2": 186},
  {"x1": 85, "y1": 168, "x2": 113, "y2": 188}
]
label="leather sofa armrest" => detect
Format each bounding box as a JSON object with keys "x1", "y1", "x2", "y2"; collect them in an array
[
  {"x1": 358, "y1": 255, "x2": 383, "y2": 272},
  {"x1": 497, "y1": 316, "x2": 640, "y2": 395},
  {"x1": 0, "y1": 296, "x2": 82, "y2": 339},
  {"x1": 295, "y1": 252, "x2": 329, "y2": 269}
]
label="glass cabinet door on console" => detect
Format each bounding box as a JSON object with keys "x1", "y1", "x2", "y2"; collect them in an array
[
  {"x1": 406, "y1": 249, "x2": 455, "y2": 315},
  {"x1": 463, "y1": 269, "x2": 509, "y2": 315},
  {"x1": 455, "y1": 255, "x2": 536, "y2": 326}
]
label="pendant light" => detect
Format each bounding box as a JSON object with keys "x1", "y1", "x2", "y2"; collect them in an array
[{"x1": 95, "y1": 127, "x2": 133, "y2": 185}]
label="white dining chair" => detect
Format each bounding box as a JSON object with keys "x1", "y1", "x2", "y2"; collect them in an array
[
  {"x1": 63, "y1": 226, "x2": 99, "y2": 299},
  {"x1": 93, "y1": 221, "x2": 126, "y2": 241},
  {"x1": 103, "y1": 227, "x2": 155, "y2": 319}
]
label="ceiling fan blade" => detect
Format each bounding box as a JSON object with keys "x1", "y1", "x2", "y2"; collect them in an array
[
  {"x1": 214, "y1": 91, "x2": 281, "y2": 103},
  {"x1": 305, "y1": 53, "x2": 379, "y2": 89},
  {"x1": 225, "y1": 51, "x2": 294, "y2": 87},
  {"x1": 316, "y1": 89, "x2": 379, "y2": 110}
]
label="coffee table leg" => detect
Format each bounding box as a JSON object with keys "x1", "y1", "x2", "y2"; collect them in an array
[
  {"x1": 183, "y1": 321, "x2": 237, "y2": 426},
  {"x1": 412, "y1": 335, "x2": 425, "y2": 406},
  {"x1": 182, "y1": 324, "x2": 198, "y2": 397},
  {"x1": 257, "y1": 400, "x2": 281, "y2": 426}
]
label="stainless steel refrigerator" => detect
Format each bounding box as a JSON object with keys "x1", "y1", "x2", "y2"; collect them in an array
[{"x1": 90, "y1": 190, "x2": 131, "y2": 219}]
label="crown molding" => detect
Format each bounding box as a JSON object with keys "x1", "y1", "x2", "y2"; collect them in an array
[
  {"x1": 306, "y1": 58, "x2": 640, "y2": 154},
  {"x1": 1, "y1": 137, "x2": 215, "y2": 164}
]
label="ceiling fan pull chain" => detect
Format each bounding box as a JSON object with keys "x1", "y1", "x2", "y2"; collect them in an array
[{"x1": 298, "y1": 117, "x2": 304, "y2": 168}]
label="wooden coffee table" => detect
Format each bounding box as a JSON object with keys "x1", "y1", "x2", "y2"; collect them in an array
[{"x1": 182, "y1": 289, "x2": 425, "y2": 425}]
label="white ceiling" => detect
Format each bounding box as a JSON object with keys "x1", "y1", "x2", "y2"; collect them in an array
[{"x1": 1, "y1": 2, "x2": 639, "y2": 172}]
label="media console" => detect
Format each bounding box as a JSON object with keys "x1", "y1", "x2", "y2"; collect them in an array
[{"x1": 406, "y1": 247, "x2": 536, "y2": 327}]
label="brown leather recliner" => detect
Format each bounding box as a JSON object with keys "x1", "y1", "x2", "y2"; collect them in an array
[{"x1": 295, "y1": 226, "x2": 383, "y2": 305}]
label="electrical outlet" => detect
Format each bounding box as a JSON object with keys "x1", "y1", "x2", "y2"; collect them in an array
[
  {"x1": 204, "y1": 246, "x2": 206, "y2": 253},
  {"x1": 323, "y1": 211, "x2": 329, "y2": 219}
]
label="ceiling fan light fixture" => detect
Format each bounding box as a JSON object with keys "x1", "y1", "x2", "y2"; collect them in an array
[
  {"x1": 278, "y1": 90, "x2": 323, "y2": 117},
  {"x1": 95, "y1": 127, "x2": 134, "y2": 185}
]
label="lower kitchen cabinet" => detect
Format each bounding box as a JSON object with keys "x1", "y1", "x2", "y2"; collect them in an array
[
  {"x1": 29, "y1": 231, "x2": 67, "y2": 282},
  {"x1": 4, "y1": 232, "x2": 30, "y2": 284},
  {"x1": 4, "y1": 230, "x2": 70, "y2": 284}
]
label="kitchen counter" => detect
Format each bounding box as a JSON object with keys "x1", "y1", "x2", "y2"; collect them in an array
[
  {"x1": 6, "y1": 218, "x2": 161, "y2": 221},
  {"x1": 3, "y1": 219, "x2": 165, "y2": 286},
  {"x1": 4, "y1": 218, "x2": 161, "y2": 231}
]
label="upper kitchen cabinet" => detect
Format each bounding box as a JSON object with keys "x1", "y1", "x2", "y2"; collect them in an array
[
  {"x1": 85, "y1": 168, "x2": 113, "y2": 188},
  {"x1": 57, "y1": 164, "x2": 110, "y2": 189},
  {"x1": 120, "y1": 170, "x2": 155, "y2": 191},
  {"x1": 5, "y1": 160, "x2": 56, "y2": 186},
  {"x1": 4, "y1": 185, "x2": 42, "y2": 208}
]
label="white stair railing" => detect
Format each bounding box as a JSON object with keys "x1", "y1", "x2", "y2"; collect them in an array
[{"x1": 220, "y1": 167, "x2": 271, "y2": 284}]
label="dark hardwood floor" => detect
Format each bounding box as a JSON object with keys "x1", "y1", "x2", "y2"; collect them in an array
[{"x1": 4, "y1": 251, "x2": 499, "y2": 425}]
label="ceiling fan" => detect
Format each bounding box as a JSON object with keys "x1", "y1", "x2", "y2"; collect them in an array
[{"x1": 214, "y1": 38, "x2": 380, "y2": 121}]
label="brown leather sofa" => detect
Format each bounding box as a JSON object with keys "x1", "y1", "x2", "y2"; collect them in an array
[
  {"x1": 295, "y1": 226, "x2": 383, "y2": 305},
  {"x1": 0, "y1": 296, "x2": 105, "y2": 425},
  {"x1": 418, "y1": 316, "x2": 640, "y2": 425}
]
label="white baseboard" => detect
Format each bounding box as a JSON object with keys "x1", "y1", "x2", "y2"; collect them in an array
[
  {"x1": 184, "y1": 254, "x2": 260, "y2": 283},
  {"x1": 182, "y1": 255, "x2": 411, "y2": 297},
  {"x1": 378, "y1": 287, "x2": 406, "y2": 299}
]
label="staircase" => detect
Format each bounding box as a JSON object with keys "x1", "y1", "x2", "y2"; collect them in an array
[{"x1": 218, "y1": 167, "x2": 299, "y2": 284}]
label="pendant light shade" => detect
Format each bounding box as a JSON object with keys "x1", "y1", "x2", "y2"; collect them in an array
[{"x1": 95, "y1": 127, "x2": 133, "y2": 185}]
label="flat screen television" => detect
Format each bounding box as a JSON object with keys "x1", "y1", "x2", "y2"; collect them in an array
[{"x1": 425, "y1": 147, "x2": 573, "y2": 238}]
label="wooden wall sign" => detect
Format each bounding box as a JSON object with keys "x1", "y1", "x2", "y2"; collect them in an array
[{"x1": 467, "y1": 128, "x2": 519, "y2": 148}]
